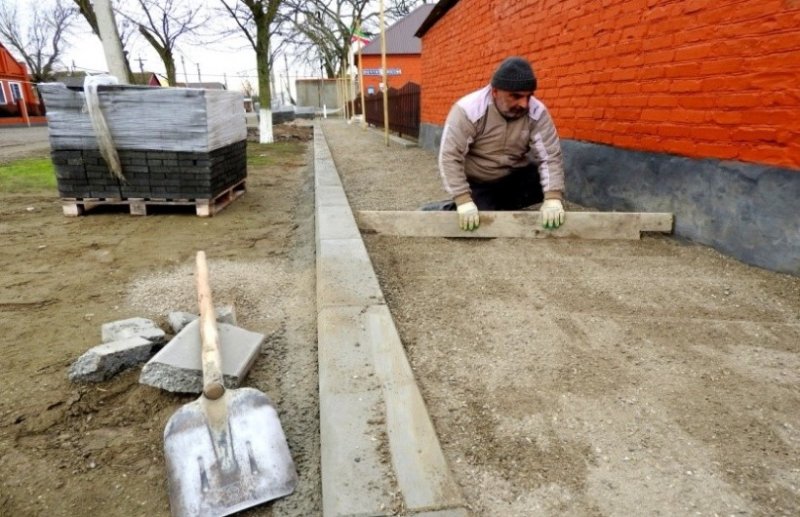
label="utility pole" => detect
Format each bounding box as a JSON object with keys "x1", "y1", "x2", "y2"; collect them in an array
[
  {"x1": 196, "y1": 63, "x2": 202, "y2": 83},
  {"x1": 380, "y1": 0, "x2": 389, "y2": 145},
  {"x1": 340, "y1": 60, "x2": 348, "y2": 121},
  {"x1": 180, "y1": 56, "x2": 189, "y2": 86},
  {"x1": 94, "y1": 0, "x2": 129, "y2": 83},
  {"x1": 137, "y1": 56, "x2": 145, "y2": 77},
  {"x1": 283, "y1": 53, "x2": 292, "y2": 105},
  {"x1": 357, "y1": 20, "x2": 367, "y2": 130},
  {"x1": 270, "y1": 67, "x2": 277, "y2": 107},
  {"x1": 318, "y1": 57, "x2": 323, "y2": 114}
]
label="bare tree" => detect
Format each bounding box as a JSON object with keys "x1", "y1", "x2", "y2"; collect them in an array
[
  {"x1": 117, "y1": 0, "x2": 206, "y2": 85},
  {"x1": 73, "y1": 1, "x2": 137, "y2": 48},
  {"x1": 279, "y1": 0, "x2": 368, "y2": 79},
  {"x1": 218, "y1": 0, "x2": 283, "y2": 144},
  {"x1": 278, "y1": 0, "x2": 426, "y2": 80},
  {"x1": 0, "y1": 0, "x2": 76, "y2": 82},
  {"x1": 72, "y1": 0, "x2": 140, "y2": 80},
  {"x1": 240, "y1": 77, "x2": 255, "y2": 99},
  {"x1": 73, "y1": 0, "x2": 98, "y2": 35}
]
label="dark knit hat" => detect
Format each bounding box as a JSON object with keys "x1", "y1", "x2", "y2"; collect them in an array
[{"x1": 491, "y1": 56, "x2": 537, "y2": 92}]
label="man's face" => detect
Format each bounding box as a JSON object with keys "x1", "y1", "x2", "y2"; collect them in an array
[{"x1": 492, "y1": 88, "x2": 533, "y2": 119}]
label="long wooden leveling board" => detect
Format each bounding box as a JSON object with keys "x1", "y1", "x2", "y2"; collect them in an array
[{"x1": 356, "y1": 211, "x2": 674, "y2": 240}]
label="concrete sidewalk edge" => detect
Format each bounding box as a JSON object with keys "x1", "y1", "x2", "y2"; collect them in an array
[{"x1": 314, "y1": 122, "x2": 467, "y2": 516}]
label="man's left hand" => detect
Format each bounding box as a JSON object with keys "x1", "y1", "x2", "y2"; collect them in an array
[{"x1": 541, "y1": 199, "x2": 565, "y2": 229}]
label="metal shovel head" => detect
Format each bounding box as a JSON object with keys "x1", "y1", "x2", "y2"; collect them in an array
[{"x1": 164, "y1": 387, "x2": 298, "y2": 517}]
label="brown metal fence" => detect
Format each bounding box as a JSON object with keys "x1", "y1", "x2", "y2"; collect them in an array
[{"x1": 351, "y1": 82, "x2": 421, "y2": 139}]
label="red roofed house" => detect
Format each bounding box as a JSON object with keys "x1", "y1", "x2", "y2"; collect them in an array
[
  {"x1": 358, "y1": 3, "x2": 435, "y2": 95},
  {"x1": 0, "y1": 42, "x2": 45, "y2": 124}
]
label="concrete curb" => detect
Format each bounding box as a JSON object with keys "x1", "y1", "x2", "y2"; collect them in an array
[
  {"x1": 367, "y1": 126, "x2": 418, "y2": 148},
  {"x1": 314, "y1": 123, "x2": 467, "y2": 517},
  {"x1": 345, "y1": 120, "x2": 418, "y2": 148}
]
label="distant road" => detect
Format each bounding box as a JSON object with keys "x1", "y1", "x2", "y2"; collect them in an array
[{"x1": 0, "y1": 126, "x2": 51, "y2": 163}]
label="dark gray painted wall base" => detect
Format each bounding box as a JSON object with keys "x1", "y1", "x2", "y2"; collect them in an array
[
  {"x1": 419, "y1": 122, "x2": 799, "y2": 276},
  {"x1": 419, "y1": 123, "x2": 445, "y2": 157}
]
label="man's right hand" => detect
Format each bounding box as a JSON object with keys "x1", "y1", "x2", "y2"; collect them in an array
[{"x1": 457, "y1": 201, "x2": 480, "y2": 231}]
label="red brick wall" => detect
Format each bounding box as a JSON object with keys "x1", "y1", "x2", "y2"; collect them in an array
[
  {"x1": 420, "y1": 0, "x2": 800, "y2": 169},
  {"x1": 360, "y1": 54, "x2": 422, "y2": 94}
]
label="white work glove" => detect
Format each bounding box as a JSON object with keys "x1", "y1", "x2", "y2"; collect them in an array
[
  {"x1": 540, "y1": 199, "x2": 565, "y2": 229},
  {"x1": 457, "y1": 201, "x2": 480, "y2": 231}
]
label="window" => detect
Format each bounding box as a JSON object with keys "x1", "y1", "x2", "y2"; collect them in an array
[
  {"x1": 9, "y1": 82, "x2": 23, "y2": 102},
  {"x1": 0, "y1": 82, "x2": 6, "y2": 104}
]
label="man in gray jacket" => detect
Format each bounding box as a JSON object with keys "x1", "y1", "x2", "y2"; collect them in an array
[{"x1": 431, "y1": 56, "x2": 566, "y2": 231}]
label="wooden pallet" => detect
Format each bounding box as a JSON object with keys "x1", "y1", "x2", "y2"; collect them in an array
[{"x1": 61, "y1": 180, "x2": 246, "y2": 217}]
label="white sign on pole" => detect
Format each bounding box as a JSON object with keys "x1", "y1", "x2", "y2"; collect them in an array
[{"x1": 363, "y1": 68, "x2": 401, "y2": 76}]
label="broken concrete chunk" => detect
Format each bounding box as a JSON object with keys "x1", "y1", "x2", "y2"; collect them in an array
[
  {"x1": 215, "y1": 305, "x2": 237, "y2": 326},
  {"x1": 167, "y1": 305, "x2": 238, "y2": 334},
  {"x1": 69, "y1": 337, "x2": 156, "y2": 383},
  {"x1": 167, "y1": 312, "x2": 196, "y2": 334},
  {"x1": 101, "y1": 317, "x2": 166, "y2": 345},
  {"x1": 139, "y1": 318, "x2": 262, "y2": 393}
]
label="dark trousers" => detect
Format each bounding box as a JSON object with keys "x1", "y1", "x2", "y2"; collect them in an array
[
  {"x1": 469, "y1": 163, "x2": 544, "y2": 210},
  {"x1": 420, "y1": 164, "x2": 544, "y2": 211}
]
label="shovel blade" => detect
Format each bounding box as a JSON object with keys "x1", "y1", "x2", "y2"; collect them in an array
[{"x1": 164, "y1": 388, "x2": 297, "y2": 517}]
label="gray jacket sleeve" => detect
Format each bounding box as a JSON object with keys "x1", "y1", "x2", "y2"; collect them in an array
[
  {"x1": 437, "y1": 104, "x2": 475, "y2": 199},
  {"x1": 528, "y1": 106, "x2": 566, "y2": 196}
]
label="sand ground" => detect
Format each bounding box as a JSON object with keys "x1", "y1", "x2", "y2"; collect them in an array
[{"x1": 0, "y1": 119, "x2": 798, "y2": 516}]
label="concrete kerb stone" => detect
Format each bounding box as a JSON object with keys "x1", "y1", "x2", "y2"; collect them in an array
[
  {"x1": 316, "y1": 185, "x2": 350, "y2": 207},
  {"x1": 315, "y1": 160, "x2": 342, "y2": 189},
  {"x1": 365, "y1": 125, "x2": 418, "y2": 148},
  {"x1": 139, "y1": 319, "x2": 264, "y2": 393},
  {"x1": 319, "y1": 388, "x2": 397, "y2": 515},
  {"x1": 314, "y1": 122, "x2": 466, "y2": 516},
  {"x1": 316, "y1": 238, "x2": 384, "y2": 310},
  {"x1": 410, "y1": 510, "x2": 470, "y2": 517},
  {"x1": 317, "y1": 205, "x2": 362, "y2": 241}
]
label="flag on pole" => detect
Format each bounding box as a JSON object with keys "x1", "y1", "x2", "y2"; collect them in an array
[{"x1": 350, "y1": 28, "x2": 370, "y2": 45}]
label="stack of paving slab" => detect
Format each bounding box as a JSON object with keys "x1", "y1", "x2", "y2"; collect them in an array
[{"x1": 39, "y1": 83, "x2": 247, "y2": 200}]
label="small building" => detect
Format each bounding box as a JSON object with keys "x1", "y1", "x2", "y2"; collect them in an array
[
  {"x1": 296, "y1": 78, "x2": 341, "y2": 110},
  {"x1": 174, "y1": 80, "x2": 227, "y2": 90},
  {"x1": 147, "y1": 73, "x2": 228, "y2": 90},
  {"x1": 358, "y1": 4, "x2": 434, "y2": 95},
  {"x1": 0, "y1": 42, "x2": 45, "y2": 123}
]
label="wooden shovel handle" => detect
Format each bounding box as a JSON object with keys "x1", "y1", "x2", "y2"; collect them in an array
[{"x1": 196, "y1": 251, "x2": 225, "y2": 400}]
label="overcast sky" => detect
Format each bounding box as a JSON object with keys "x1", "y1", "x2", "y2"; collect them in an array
[
  {"x1": 6, "y1": 0, "x2": 400, "y2": 94},
  {"x1": 64, "y1": 9, "x2": 306, "y2": 93},
  {"x1": 68, "y1": 29, "x2": 270, "y2": 91}
]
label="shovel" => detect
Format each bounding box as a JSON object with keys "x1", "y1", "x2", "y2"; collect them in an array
[{"x1": 163, "y1": 251, "x2": 297, "y2": 517}]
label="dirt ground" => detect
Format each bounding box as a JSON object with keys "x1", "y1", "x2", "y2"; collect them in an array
[
  {"x1": 321, "y1": 120, "x2": 800, "y2": 516},
  {"x1": 0, "y1": 123, "x2": 321, "y2": 516},
  {"x1": 2, "y1": 118, "x2": 799, "y2": 517}
]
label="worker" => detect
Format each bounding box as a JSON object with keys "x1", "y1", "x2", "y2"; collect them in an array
[{"x1": 424, "y1": 56, "x2": 567, "y2": 231}]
